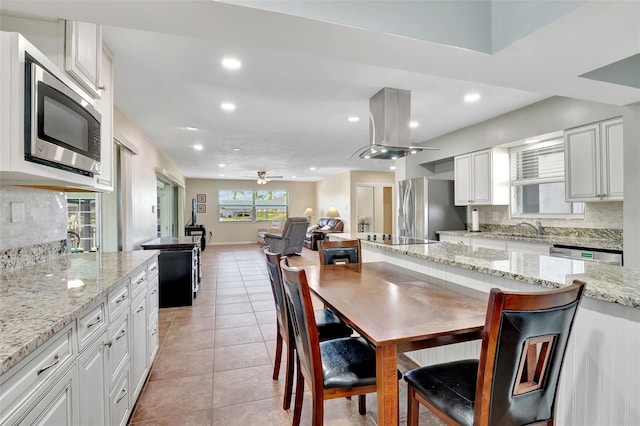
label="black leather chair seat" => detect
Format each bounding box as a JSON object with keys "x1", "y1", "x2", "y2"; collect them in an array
[
  {"x1": 320, "y1": 337, "x2": 377, "y2": 388},
  {"x1": 315, "y1": 309, "x2": 353, "y2": 340},
  {"x1": 403, "y1": 359, "x2": 478, "y2": 426}
]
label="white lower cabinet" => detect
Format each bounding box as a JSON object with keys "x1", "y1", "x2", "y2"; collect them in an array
[
  {"x1": 470, "y1": 238, "x2": 507, "y2": 251},
  {"x1": 0, "y1": 256, "x2": 159, "y2": 426},
  {"x1": 130, "y1": 291, "x2": 148, "y2": 403},
  {"x1": 109, "y1": 368, "x2": 131, "y2": 426},
  {"x1": 507, "y1": 240, "x2": 552, "y2": 255},
  {"x1": 77, "y1": 329, "x2": 109, "y2": 426}
]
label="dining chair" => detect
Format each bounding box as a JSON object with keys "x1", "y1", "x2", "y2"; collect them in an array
[
  {"x1": 404, "y1": 280, "x2": 586, "y2": 426},
  {"x1": 263, "y1": 249, "x2": 353, "y2": 410},
  {"x1": 279, "y1": 259, "x2": 384, "y2": 426},
  {"x1": 317, "y1": 239, "x2": 362, "y2": 265}
]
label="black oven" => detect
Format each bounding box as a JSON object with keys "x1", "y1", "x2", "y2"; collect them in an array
[{"x1": 24, "y1": 57, "x2": 101, "y2": 177}]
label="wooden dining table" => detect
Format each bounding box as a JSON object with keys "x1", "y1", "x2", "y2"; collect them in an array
[{"x1": 303, "y1": 261, "x2": 488, "y2": 425}]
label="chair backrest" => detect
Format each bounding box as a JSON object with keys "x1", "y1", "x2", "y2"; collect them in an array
[
  {"x1": 474, "y1": 280, "x2": 586, "y2": 425},
  {"x1": 318, "y1": 239, "x2": 362, "y2": 265},
  {"x1": 264, "y1": 249, "x2": 289, "y2": 338},
  {"x1": 279, "y1": 259, "x2": 323, "y2": 391},
  {"x1": 281, "y1": 217, "x2": 309, "y2": 238},
  {"x1": 316, "y1": 218, "x2": 344, "y2": 232}
]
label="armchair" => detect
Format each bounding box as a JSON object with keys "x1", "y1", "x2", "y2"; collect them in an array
[
  {"x1": 257, "y1": 215, "x2": 285, "y2": 246},
  {"x1": 263, "y1": 217, "x2": 309, "y2": 255},
  {"x1": 303, "y1": 218, "x2": 344, "y2": 251}
]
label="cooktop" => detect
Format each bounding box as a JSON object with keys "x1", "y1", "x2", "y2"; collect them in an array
[{"x1": 358, "y1": 234, "x2": 439, "y2": 245}]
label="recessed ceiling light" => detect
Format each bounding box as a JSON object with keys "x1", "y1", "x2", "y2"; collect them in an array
[
  {"x1": 291, "y1": 175, "x2": 296, "y2": 179},
  {"x1": 309, "y1": 167, "x2": 316, "y2": 171},
  {"x1": 232, "y1": 147, "x2": 241, "y2": 151},
  {"x1": 390, "y1": 166, "x2": 396, "y2": 170},
  {"x1": 348, "y1": 116, "x2": 359, "y2": 122},
  {"x1": 185, "y1": 126, "x2": 198, "y2": 131},
  {"x1": 193, "y1": 144, "x2": 203, "y2": 151},
  {"x1": 219, "y1": 173, "x2": 224, "y2": 177},
  {"x1": 218, "y1": 163, "x2": 226, "y2": 167},
  {"x1": 409, "y1": 121, "x2": 419, "y2": 128},
  {"x1": 221, "y1": 57, "x2": 242, "y2": 70},
  {"x1": 524, "y1": 138, "x2": 541, "y2": 144},
  {"x1": 221, "y1": 102, "x2": 236, "y2": 111},
  {"x1": 464, "y1": 93, "x2": 481, "y2": 103}
]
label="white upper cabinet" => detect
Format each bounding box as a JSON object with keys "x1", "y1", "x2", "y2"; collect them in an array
[
  {"x1": 454, "y1": 148, "x2": 509, "y2": 206},
  {"x1": 95, "y1": 48, "x2": 113, "y2": 191},
  {"x1": 565, "y1": 118, "x2": 623, "y2": 201},
  {"x1": 65, "y1": 21, "x2": 102, "y2": 98}
]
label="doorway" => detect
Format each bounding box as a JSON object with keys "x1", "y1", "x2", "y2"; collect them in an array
[
  {"x1": 356, "y1": 184, "x2": 393, "y2": 234},
  {"x1": 157, "y1": 178, "x2": 178, "y2": 238}
]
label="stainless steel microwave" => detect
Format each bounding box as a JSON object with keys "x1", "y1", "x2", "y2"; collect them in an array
[{"x1": 24, "y1": 57, "x2": 101, "y2": 177}]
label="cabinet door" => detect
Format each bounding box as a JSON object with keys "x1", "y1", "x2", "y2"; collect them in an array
[
  {"x1": 65, "y1": 21, "x2": 101, "y2": 97},
  {"x1": 95, "y1": 48, "x2": 113, "y2": 190},
  {"x1": 454, "y1": 154, "x2": 471, "y2": 205},
  {"x1": 470, "y1": 237, "x2": 506, "y2": 251},
  {"x1": 601, "y1": 118, "x2": 623, "y2": 200},
  {"x1": 471, "y1": 149, "x2": 491, "y2": 204},
  {"x1": 130, "y1": 294, "x2": 148, "y2": 403},
  {"x1": 565, "y1": 123, "x2": 600, "y2": 201},
  {"x1": 78, "y1": 330, "x2": 109, "y2": 426},
  {"x1": 15, "y1": 366, "x2": 78, "y2": 426}
]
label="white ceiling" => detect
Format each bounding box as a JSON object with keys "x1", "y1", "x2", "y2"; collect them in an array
[{"x1": 1, "y1": 1, "x2": 639, "y2": 182}]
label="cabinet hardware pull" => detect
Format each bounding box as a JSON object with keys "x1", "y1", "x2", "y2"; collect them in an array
[
  {"x1": 87, "y1": 317, "x2": 102, "y2": 328},
  {"x1": 116, "y1": 388, "x2": 128, "y2": 403},
  {"x1": 150, "y1": 265, "x2": 158, "y2": 271},
  {"x1": 151, "y1": 289, "x2": 157, "y2": 295},
  {"x1": 136, "y1": 306, "x2": 145, "y2": 313},
  {"x1": 135, "y1": 278, "x2": 145, "y2": 285},
  {"x1": 37, "y1": 354, "x2": 60, "y2": 375},
  {"x1": 104, "y1": 341, "x2": 112, "y2": 348},
  {"x1": 116, "y1": 329, "x2": 127, "y2": 340},
  {"x1": 115, "y1": 294, "x2": 127, "y2": 304},
  {"x1": 98, "y1": 85, "x2": 106, "y2": 91},
  {"x1": 151, "y1": 329, "x2": 158, "y2": 336}
]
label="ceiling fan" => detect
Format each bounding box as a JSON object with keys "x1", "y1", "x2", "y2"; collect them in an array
[{"x1": 247, "y1": 170, "x2": 283, "y2": 184}]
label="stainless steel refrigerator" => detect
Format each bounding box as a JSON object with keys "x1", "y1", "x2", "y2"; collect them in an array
[{"x1": 397, "y1": 178, "x2": 466, "y2": 240}]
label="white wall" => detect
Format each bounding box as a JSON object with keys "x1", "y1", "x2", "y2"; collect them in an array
[
  {"x1": 316, "y1": 171, "x2": 351, "y2": 231},
  {"x1": 114, "y1": 107, "x2": 186, "y2": 249},
  {"x1": 349, "y1": 171, "x2": 395, "y2": 233},
  {"x1": 185, "y1": 178, "x2": 315, "y2": 245}
]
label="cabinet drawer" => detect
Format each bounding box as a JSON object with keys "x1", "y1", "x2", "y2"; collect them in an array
[
  {"x1": 130, "y1": 267, "x2": 147, "y2": 298},
  {"x1": 0, "y1": 324, "x2": 74, "y2": 424},
  {"x1": 107, "y1": 311, "x2": 130, "y2": 387},
  {"x1": 148, "y1": 314, "x2": 159, "y2": 367},
  {"x1": 147, "y1": 258, "x2": 159, "y2": 279},
  {"x1": 77, "y1": 301, "x2": 106, "y2": 351},
  {"x1": 108, "y1": 279, "x2": 130, "y2": 321},
  {"x1": 109, "y1": 368, "x2": 131, "y2": 426}
]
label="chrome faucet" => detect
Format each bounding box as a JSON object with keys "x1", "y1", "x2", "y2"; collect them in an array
[{"x1": 517, "y1": 221, "x2": 542, "y2": 236}]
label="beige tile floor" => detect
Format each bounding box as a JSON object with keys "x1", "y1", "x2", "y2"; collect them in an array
[{"x1": 129, "y1": 244, "x2": 444, "y2": 426}]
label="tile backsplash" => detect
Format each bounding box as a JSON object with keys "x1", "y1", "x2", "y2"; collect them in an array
[
  {"x1": 0, "y1": 185, "x2": 67, "y2": 250},
  {"x1": 471, "y1": 201, "x2": 624, "y2": 230}
]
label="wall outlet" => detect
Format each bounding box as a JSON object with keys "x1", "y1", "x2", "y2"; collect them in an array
[
  {"x1": 492, "y1": 211, "x2": 499, "y2": 221},
  {"x1": 11, "y1": 202, "x2": 26, "y2": 223}
]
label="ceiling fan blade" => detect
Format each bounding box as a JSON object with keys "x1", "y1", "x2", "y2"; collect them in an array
[{"x1": 265, "y1": 175, "x2": 283, "y2": 179}]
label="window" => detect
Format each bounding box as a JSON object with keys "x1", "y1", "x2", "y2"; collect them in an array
[
  {"x1": 218, "y1": 190, "x2": 288, "y2": 222},
  {"x1": 510, "y1": 138, "x2": 584, "y2": 218},
  {"x1": 67, "y1": 193, "x2": 99, "y2": 251}
]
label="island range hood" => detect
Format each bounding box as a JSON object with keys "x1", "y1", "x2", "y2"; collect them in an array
[{"x1": 356, "y1": 87, "x2": 434, "y2": 160}]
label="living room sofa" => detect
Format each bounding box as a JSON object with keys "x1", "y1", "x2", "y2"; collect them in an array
[{"x1": 303, "y1": 218, "x2": 344, "y2": 251}]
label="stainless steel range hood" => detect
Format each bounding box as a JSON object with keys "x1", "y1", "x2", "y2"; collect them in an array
[{"x1": 358, "y1": 87, "x2": 427, "y2": 160}]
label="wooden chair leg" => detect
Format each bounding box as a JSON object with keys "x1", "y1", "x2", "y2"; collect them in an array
[
  {"x1": 312, "y1": 387, "x2": 324, "y2": 426},
  {"x1": 292, "y1": 358, "x2": 304, "y2": 426},
  {"x1": 272, "y1": 332, "x2": 283, "y2": 380},
  {"x1": 358, "y1": 394, "x2": 366, "y2": 415},
  {"x1": 406, "y1": 386, "x2": 419, "y2": 426},
  {"x1": 283, "y1": 344, "x2": 295, "y2": 409}
]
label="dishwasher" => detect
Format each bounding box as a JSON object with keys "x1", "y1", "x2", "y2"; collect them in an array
[{"x1": 549, "y1": 244, "x2": 623, "y2": 266}]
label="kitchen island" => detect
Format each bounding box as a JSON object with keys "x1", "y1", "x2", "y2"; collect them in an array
[
  {"x1": 331, "y1": 233, "x2": 640, "y2": 425},
  {"x1": 0, "y1": 250, "x2": 160, "y2": 425}
]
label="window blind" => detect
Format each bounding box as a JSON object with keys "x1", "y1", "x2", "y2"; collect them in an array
[{"x1": 510, "y1": 139, "x2": 565, "y2": 185}]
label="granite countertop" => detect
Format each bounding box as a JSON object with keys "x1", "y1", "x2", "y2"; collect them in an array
[
  {"x1": 335, "y1": 233, "x2": 638, "y2": 309},
  {"x1": 0, "y1": 250, "x2": 159, "y2": 376},
  {"x1": 437, "y1": 230, "x2": 623, "y2": 251}
]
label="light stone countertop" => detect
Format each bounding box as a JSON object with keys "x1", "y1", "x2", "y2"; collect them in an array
[
  {"x1": 0, "y1": 250, "x2": 159, "y2": 376},
  {"x1": 335, "y1": 233, "x2": 638, "y2": 309},
  {"x1": 437, "y1": 230, "x2": 623, "y2": 251}
]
